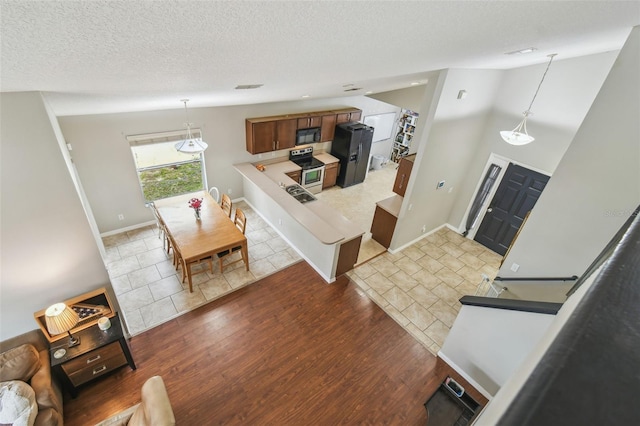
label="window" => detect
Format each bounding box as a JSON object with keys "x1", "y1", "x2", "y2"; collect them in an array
[{"x1": 128, "y1": 130, "x2": 206, "y2": 202}]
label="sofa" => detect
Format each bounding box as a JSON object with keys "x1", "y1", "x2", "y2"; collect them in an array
[
  {"x1": 0, "y1": 329, "x2": 64, "y2": 426},
  {"x1": 95, "y1": 376, "x2": 175, "y2": 426}
]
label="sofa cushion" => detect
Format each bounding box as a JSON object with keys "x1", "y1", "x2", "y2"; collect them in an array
[
  {"x1": 0, "y1": 344, "x2": 41, "y2": 383},
  {"x1": 0, "y1": 380, "x2": 38, "y2": 426}
]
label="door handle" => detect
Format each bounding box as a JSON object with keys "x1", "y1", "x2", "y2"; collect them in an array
[{"x1": 487, "y1": 208, "x2": 493, "y2": 213}]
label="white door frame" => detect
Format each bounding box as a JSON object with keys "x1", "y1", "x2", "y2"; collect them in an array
[{"x1": 459, "y1": 153, "x2": 552, "y2": 241}]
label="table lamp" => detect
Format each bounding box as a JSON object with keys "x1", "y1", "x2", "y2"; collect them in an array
[{"x1": 45, "y1": 303, "x2": 80, "y2": 347}]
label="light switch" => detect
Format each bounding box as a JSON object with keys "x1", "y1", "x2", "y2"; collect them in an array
[{"x1": 510, "y1": 263, "x2": 520, "y2": 272}]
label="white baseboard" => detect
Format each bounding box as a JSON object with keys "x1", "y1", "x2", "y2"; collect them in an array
[
  {"x1": 100, "y1": 220, "x2": 156, "y2": 237},
  {"x1": 389, "y1": 223, "x2": 455, "y2": 254},
  {"x1": 437, "y1": 352, "x2": 494, "y2": 400}
]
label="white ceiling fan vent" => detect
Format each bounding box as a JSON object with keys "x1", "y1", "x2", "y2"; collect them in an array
[{"x1": 235, "y1": 84, "x2": 264, "y2": 90}]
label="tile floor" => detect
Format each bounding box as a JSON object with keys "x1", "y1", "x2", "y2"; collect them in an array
[
  {"x1": 102, "y1": 200, "x2": 302, "y2": 336},
  {"x1": 102, "y1": 164, "x2": 502, "y2": 354},
  {"x1": 315, "y1": 162, "x2": 398, "y2": 264},
  {"x1": 346, "y1": 227, "x2": 502, "y2": 355}
]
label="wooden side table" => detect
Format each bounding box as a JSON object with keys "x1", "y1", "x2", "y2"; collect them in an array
[{"x1": 50, "y1": 314, "x2": 136, "y2": 397}]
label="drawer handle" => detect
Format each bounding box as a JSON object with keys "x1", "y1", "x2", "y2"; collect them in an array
[
  {"x1": 87, "y1": 355, "x2": 101, "y2": 364},
  {"x1": 93, "y1": 365, "x2": 107, "y2": 375}
]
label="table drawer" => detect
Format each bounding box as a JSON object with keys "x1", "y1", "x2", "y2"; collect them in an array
[
  {"x1": 65, "y1": 350, "x2": 127, "y2": 387},
  {"x1": 61, "y1": 341, "x2": 123, "y2": 375},
  {"x1": 62, "y1": 342, "x2": 127, "y2": 386}
]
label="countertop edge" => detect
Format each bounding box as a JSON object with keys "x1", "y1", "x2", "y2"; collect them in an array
[{"x1": 234, "y1": 163, "x2": 364, "y2": 245}]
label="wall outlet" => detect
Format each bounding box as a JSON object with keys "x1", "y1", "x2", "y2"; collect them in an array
[
  {"x1": 117, "y1": 214, "x2": 124, "y2": 220},
  {"x1": 448, "y1": 187, "x2": 454, "y2": 193},
  {"x1": 510, "y1": 263, "x2": 520, "y2": 272},
  {"x1": 278, "y1": 218, "x2": 282, "y2": 225},
  {"x1": 421, "y1": 225, "x2": 426, "y2": 233},
  {"x1": 228, "y1": 188, "x2": 232, "y2": 195},
  {"x1": 408, "y1": 203, "x2": 413, "y2": 211}
]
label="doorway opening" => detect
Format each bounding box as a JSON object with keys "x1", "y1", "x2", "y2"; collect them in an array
[{"x1": 461, "y1": 154, "x2": 551, "y2": 256}]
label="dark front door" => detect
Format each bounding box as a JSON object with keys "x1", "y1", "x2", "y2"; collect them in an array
[{"x1": 474, "y1": 163, "x2": 550, "y2": 255}]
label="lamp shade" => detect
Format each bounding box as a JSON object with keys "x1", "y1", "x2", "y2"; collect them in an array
[
  {"x1": 174, "y1": 138, "x2": 208, "y2": 154},
  {"x1": 500, "y1": 130, "x2": 535, "y2": 146},
  {"x1": 44, "y1": 303, "x2": 79, "y2": 335}
]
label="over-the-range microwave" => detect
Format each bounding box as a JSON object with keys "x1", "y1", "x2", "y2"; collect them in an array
[{"x1": 296, "y1": 127, "x2": 321, "y2": 145}]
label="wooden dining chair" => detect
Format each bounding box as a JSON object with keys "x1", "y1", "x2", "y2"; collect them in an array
[
  {"x1": 221, "y1": 193, "x2": 232, "y2": 218},
  {"x1": 217, "y1": 208, "x2": 247, "y2": 273}
]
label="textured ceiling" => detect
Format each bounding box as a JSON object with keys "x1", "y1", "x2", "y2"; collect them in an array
[{"x1": 1, "y1": 1, "x2": 638, "y2": 116}]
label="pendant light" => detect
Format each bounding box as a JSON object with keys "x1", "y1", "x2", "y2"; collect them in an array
[
  {"x1": 175, "y1": 99, "x2": 208, "y2": 154},
  {"x1": 500, "y1": 54, "x2": 557, "y2": 146}
]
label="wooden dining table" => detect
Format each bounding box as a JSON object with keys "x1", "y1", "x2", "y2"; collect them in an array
[{"x1": 153, "y1": 191, "x2": 248, "y2": 292}]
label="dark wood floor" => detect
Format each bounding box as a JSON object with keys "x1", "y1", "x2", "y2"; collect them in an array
[{"x1": 64, "y1": 261, "x2": 487, "y2": 425}]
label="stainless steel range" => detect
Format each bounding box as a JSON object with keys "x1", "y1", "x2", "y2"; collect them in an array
[{"x1": 289, "y1": 147, "x2": 325, "y2": 194}]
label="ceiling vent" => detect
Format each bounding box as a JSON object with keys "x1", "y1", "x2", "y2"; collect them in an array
[
  {"x1": 343, "y1": 87, "x2": 362, "y2": 92},
  {"x1": 235, "y1": 84, "x2": 263, "y2": 90}
]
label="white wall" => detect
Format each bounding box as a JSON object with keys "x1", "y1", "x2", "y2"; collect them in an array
[
  {"x1": 58, "y1": 96, "x2": 398, "y2": 233},
  {"x1": 391, "y1": 69, "x2": 503, "y2": 249},
  {"x1": 439, "y1": 305, "x2": 556, "y2": 397},
  {"x1": 0, "y1": 92, "x2": 111, "y2": 340},
  {"x1": 388, "y1": 51, "x2": 619, "y2": 252},
  {"x1": 474, "y1": 25, "x2": 639, "y2": 425},
  {"x1": 449, "y1": 51, "x2": 619, "y2": 231},
  {"x1": 498, "y1": 34, "x2": 639, "y2": 278}
]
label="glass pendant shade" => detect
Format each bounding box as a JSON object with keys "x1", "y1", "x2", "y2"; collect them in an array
[
  {"x1": 500, "y1": 114, "x2": 535, "y2": 145},
  {"x1": 175, "y1": 99, "x2": 208, "y2": 154},
  {"x1": 175, "y1": 138, "x2": 208, "y2": 153},
  {"x1": 500, "y1": 54, "x2": 556, "y2": 146}
]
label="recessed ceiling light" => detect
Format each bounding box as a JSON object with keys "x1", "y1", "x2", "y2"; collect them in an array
[
  {"x1": 410, "y1": 82, "x2": 420, "y2": 86},
  {"x1": 365, "y1": 91, "x2": 373, "y2": 95},
  {"x1": 505, "y1": 47, "x2": 537, "y2": 55},
  {"x1": 301, "y1": 95, "x2": 310, "y2": 98},
  {"x1": 235, "y1": 84, "x2": 263, "y2": 90}
]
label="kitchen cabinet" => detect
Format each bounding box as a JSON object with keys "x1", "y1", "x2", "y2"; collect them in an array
[
  {"x1": 246, "y1": 119, "x2": 297, "y2": 154},
  {"x1": 392, "y1": 154, "x2": 416, "y2": 197},
  {"x1": 336, "y1": 109, "x2": 362, "y2": 124},
  {"x1": 370, "y1": 195, "x2": 402, "y2": 249},
  {"x1": 320, "y1": 114, "x2": 337, "y2": 142},
  {"x1": 297, "y1": 116, "x2": 321, "y2": 129},
  {"x1": 371, "y1": 206, "x2": 397, "y2": 249},
  {"x1": 246, "y1": 108, "x2": 361, "y2": 154},
  {"x1": 286, "y1": 170, "x2": 301, "y2": 184},
  {"x1": 322, "y1": 162, "x2": 339, "y2": 189}
]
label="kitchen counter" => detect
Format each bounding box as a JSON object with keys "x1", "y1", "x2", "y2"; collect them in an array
[
  {"x1": 314, "y1": 152, "x2": 339, "y2": 165},
  {"x1": 376, "y1": 194, "x2": 403, "y2": 216},
  {"x1": 234, "y1": 160, "x2": 363, "y2": 282},
  {"x1": 235, "y1": 162, "x2": 362, "y2": 245}
]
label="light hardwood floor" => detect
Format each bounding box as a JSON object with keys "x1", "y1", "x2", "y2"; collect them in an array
[{"x1": 63, "y1": 261, "x2": 488, "y2": 425}]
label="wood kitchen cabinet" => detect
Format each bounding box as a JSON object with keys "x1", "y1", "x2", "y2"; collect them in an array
[
  {"x1": 370, "y1": 195, "x2": 402, "y2": 249},
  {"x1": 286, "y1": 170, "x2": 302, "y2": 184},
  {"x1": 320, "y1": 114, "x2": 337, "y2": 142},
  {"x1": 336, "y1": 109, "x2": 362, "y2": 124},
  {"x1": 392, "y1": 154, "x2": 416, "y2": 197},
  {"x1": 246, "y1": 118, "x2": 297, "y2": 154},
  {"x1": 322, "y1": 162, "x2": 339, "y2": 189},
  {"x1": 246, "y1": 108, "x2": 361, "y2": 154},
  {"x1": 297, "y1": 116, "x2": 321, "y2": 129}
]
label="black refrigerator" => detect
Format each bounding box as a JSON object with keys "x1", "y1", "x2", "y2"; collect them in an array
[{"x1": 331, "y1": 122, "x2": 374, "y2": 188}]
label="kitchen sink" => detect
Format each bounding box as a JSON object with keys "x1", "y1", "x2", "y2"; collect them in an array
[{"x1": 285, "y1": 184, "x2": 317, "y2": 204}]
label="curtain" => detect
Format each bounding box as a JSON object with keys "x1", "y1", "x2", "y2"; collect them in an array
[{"x1": 463, "y1": 164, "x2": 502, "y2": 236}]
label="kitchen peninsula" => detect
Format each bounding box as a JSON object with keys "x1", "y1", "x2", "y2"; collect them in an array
[{"x1": 234, "y1": 161, "x2": 363, "y2": 282}]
